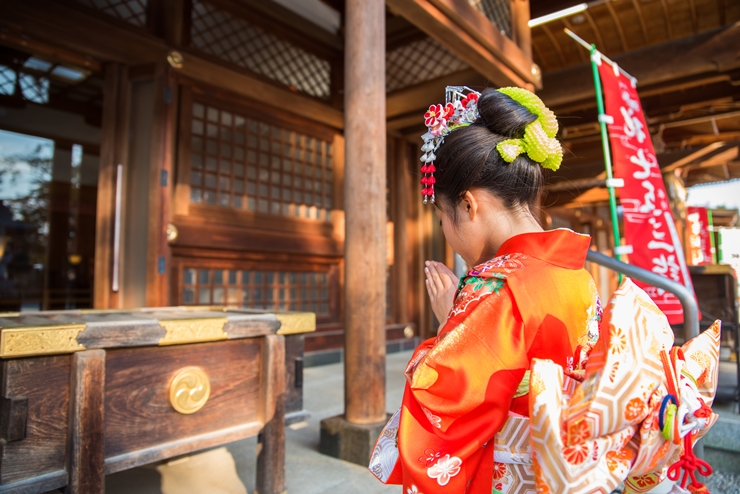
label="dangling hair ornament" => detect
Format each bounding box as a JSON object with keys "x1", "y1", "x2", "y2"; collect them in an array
[
  {"x1": 419, "y1": 86, "x2": 563, "y2": 204},
  {"x1": 420, "y1": 86, "x2": 480, "y2": 204}
]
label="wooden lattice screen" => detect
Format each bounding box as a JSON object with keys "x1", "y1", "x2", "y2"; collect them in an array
[
  {"x1": 469, "y1": 0, "x2": 512, "y2": 38},
  {"x1": 73, "y1": 0, "x2": 148, "y2": 28},
  {"x1": 190, "y1": 0, "x2": 331, "y2": 100},
  {"x1": 386, "y1": 38, "x2": 469, "y2": 93},
  {"x1": 189, "y1": 99, "x2": 334, "y2": 221},
  {"x1": 182, "y1": 267, "x2": 332, "y2": 316}
]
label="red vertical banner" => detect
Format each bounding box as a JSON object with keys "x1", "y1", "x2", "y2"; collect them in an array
[
  {"x1": 687, "y1": 206, "x2": 714, "y2": 265},
  {"x1": 598, "y1": 62, "x2": 695, "y2": 325}
]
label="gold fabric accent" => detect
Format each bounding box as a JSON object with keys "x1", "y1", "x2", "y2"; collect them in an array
[
  {"x1": 169, "y1": 366, "x2": 211, "y2": 414},
  {"x1": 158, "y1": 318, "x2": 228, "y2": 345},
  {"x1": 275, "y1": 312, "x2": 316, "y2": 335},
  {"x1": 0, "y1": 324, "x2": 86, "y2": 358},
  {"x1": 513, "y1": 370, "x2": 531, "y2": 399}
]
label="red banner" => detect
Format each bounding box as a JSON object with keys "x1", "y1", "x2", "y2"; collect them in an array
[
  {"x1": 598, "y1": 62, "x2": 695, "y2": 325},
  {"x1": 687, "y1": 206, "x2": 714, "y2": 265}
]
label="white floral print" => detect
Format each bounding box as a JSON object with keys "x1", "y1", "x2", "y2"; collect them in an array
[
  {"x1": 422, "y1": 407, "x2": 442, "y2": 429},
  {"x1": 427, "y1": 454, "x2": 462, "y2": 486},
  {"x1": 407, "y1": 485, "x2": 420, "y2": 494}
]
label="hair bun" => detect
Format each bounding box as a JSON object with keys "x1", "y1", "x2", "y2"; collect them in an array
[{"x1": 476, "y1": 89, "x2": 538, "y2": 139}]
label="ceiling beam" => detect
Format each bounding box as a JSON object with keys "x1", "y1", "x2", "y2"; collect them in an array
[
  {"x1": 426, "y1": 0, "x2": 539, "y2": 86},
  {"x1": 386, "y1": 0, "x2": 538, "y2": 90},
  {"x1": 539, "y1": 24, "x2": 740, "y2": 110}
]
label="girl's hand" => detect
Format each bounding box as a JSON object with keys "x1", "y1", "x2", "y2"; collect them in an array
[{"x1": 424, "y1": 260, "x2": 459, "y2": 330}]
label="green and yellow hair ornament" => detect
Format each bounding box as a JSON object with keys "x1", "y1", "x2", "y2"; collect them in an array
[{"x1": 494, "y1": 87, "x2": 563, "y2": 171}]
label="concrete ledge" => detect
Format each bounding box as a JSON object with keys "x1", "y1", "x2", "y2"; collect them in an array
[
  {"x1": 319, "y1": 414, "x2": 390, "y2": 466},
  {"x1": 704, "y1": 415, "x2": 740, "y2": 454}
]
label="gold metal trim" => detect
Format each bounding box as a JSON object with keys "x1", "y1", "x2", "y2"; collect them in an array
[
  {"x1": 169, "y1": 366, "x2": 210, "y2": 414},
  {"x1": 275, "y1": 312, "x2": 316, "y2": 335},
  {"x1": 0, "y1": 324, "x2": 86, "y2": 358},
  {"x1": 158, "y1": 318, "x2": 228, "y2": 346}
]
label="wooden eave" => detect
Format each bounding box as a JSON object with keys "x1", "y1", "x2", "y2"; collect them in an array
[
  {"x1": 385, "y1": 0, "x2": 541, "y2": 90},
  {"x1": 1, "y1": 0, "x2": 344, "y2": 130},
  {"x1": 539, "y1": 24, "x2": 740, "y2": 111}
]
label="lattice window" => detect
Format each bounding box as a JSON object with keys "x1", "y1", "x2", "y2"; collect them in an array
[
  {"x1": 386, "y1": 38, "x2": 468, "y2": 93},
  {"x1": 469, "y1": 0, "x2": 512, "y2": 38},
  {"x1": 19, "y1": 74, "x2": 50, "y2": 104},
  {"x1": 73, "y1": 0, "x2": 148, "y2": 27},
  {"x1": 189, "y1": 101, "x2": 334, "y2": 221},
  {"x1": 190, "y1": 0, "x2": 331, "y2": 99},
  {"x1": 182, "y1": 267, "x2": 331, "y2": 315},
  {"x1": 0, "y1": 66, "x2": 16, "y2": 96}
]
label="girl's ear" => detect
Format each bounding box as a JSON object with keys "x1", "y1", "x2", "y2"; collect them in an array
[{"x1": 460, "y1": 191, "x2": 479, "y2": 221}]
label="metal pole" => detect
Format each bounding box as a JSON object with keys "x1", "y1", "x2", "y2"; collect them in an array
[{"x1": 586, "y1": 250, "x2": 700, "y2": 338}]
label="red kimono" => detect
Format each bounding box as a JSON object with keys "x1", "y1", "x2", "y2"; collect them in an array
[{"x1": 370, "y1": 229, "x2": 602, "y2": 493}]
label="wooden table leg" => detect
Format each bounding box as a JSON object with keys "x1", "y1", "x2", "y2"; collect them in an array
[
  {"x1": 256, "y1": 335, "x2": 286, "y2": 494},
  {"x1": 66, "y1": 350, "x2": 106, "y2": 494}
]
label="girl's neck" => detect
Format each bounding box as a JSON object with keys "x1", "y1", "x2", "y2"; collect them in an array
[{"x1": 476, "y1": 210, "x2": 543, "y2": 265}]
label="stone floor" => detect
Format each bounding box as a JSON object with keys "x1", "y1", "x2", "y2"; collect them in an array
[{"x1": 44, "y1": 350, "x2": 739, "y2": 494}]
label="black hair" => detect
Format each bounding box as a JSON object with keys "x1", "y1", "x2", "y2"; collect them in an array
[{"x1": 434, "y1": 88, "x2": 546, "y2": 223}]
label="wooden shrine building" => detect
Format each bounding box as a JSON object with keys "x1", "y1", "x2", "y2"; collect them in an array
[{"x1": 0, "y1": 0, "x2": 541, "y2": 354}]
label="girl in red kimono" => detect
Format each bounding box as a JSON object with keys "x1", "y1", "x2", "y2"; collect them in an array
[{"x1": 370, "y1": 87, "x2": 602, "y2": 493}]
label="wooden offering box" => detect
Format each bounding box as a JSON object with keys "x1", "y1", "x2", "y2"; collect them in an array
[{"x1": 0, "y1": 307, "x2": 315, "y2": 494}]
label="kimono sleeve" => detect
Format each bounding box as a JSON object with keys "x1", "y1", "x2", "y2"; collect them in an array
[{"x1": 397, "y1": 284, "x2": 530, "y2": 493}]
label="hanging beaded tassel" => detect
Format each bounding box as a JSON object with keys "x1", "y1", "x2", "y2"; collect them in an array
[{"x1": 419, "y1": 87, "x2": 479, "y2": 204}]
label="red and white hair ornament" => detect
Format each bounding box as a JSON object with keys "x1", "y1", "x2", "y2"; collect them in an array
[{"x1": 420, "y1": 86, "x2": 480, "y2": 204}]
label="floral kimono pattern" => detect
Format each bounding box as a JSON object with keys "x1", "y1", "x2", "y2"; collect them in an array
[{"x1": 370, "y1": 229, "x2": 600, "y2": 493}]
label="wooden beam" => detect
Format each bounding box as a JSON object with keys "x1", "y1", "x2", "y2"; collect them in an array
[
  {"x1": 631, "y1": 0, "x2": 650, "y2": 45},
  {"x1": 682, "y1": 132, "x2": 740, "y2": 147},
  {"x1": 386, "y1": 68, "x2": 481, "y2": 118},
  {"x1": 386, "y1": 0, "x2": 535, "y2": 90},
  {"x1": 685, "y1": 146, "x2": 739, "y2": 171},
  {"x1": 2, "y1": 0, "x2": 344, "y2": 129},
  {"x1": 660, "y1": 0, "x2": 673, "y2": 39},
  {"x1": 0, "y1": 30, "x2": 102, "y2": 73},
  {"x1": 560, "y1": 18, "x2": 588, "y2": 63},
  {"x1": 583, "y1": 10, "x2": 606, "y2": 51},
  {"x1": 388, "y1": 113, "x2": 423, "y2": 131},
  {"x1": 539, "y1": 25, "x2": 740, "y2": 109},
  {"x1": 540, "y1": 24, "x2": 566, "y2": 68},
  {"x1": 426, "y1": 0, "x2": 539, "y2": 86},
  {"x1": 510, "y1": 0, "x2": 532, "y2": 60},
  {"x1": 545, "y1": 177, "x2": 607, "y2": 192},
  {"x1": 687, "y1": 0, "x2": 697, "y2": 33},
  {"x1": 605, "y1": 1, "x2": 628, "y2": 52},
  {"x1": 386, "y1": 15, "x2": 427, "y2": 50},
  {"x1": 531, "y1": 36, "x2": 549, "y2": 72}
]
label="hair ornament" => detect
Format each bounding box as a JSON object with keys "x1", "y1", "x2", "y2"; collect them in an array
[
  {"x1": 494, "y1": 87, "x2": 563, "y2": 171},
  {"x1": 420, "y1": 86, "x2": 480, "y2": 203}
]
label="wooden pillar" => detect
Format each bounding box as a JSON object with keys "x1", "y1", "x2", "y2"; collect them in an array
[
  {"x1": 66, "y1": 350, "x2": 106, "y2": 494},
  {"x1": 393, "y1": 139, "x2": 409, "y2": 324},
  {"x1": 343, "y1": 0, "x2": 386, "y2": 425},
  {"x1": 94, "y1": 64, "x2": 129, "y2": 309},
  {"x1": 145, "y1": 63, "x2": 176, "y2": 307},
  {"x1": 256, "y1": 334, "x2": 286, "y2": 494},
  {"x1": 510, "y1": 0, "x2": 532, "y2": 60}
]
